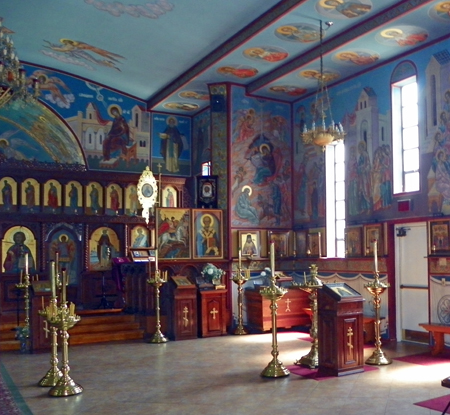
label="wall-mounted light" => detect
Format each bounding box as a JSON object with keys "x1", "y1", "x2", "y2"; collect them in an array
[{"x1": 396, "y1": 227, "x2": 410, "y2": 237}]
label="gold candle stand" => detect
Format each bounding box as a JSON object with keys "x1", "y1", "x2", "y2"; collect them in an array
[
  {"x1": 147, "y1": 270, "x2": 169, "y2": 344},
  {"x1": 364, "y1": 272, "x2": 392, "y2": 365},
  {"x1": 38, "y1": 297, "x2": 63, "y2": 387},
  {"x1": 45, "y1": 302, "x2": 83, "y2": 396},
  {"x1": 15, "y1": 271, "x2": 31, "y2": 353},
  {"x1": 292, "y1": 264, "x2": 323, "y2": 369},
  {"x1": 231, "y1": 266, "x2": 250, "y2": 335},
  {"x1": 260, "y1": 274, "x2": 290, "y2": 378}
]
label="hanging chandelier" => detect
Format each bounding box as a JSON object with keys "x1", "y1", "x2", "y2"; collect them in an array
[
  {"x1": 302, "y1": 20, "x2": 345, "y2": 150},
  {"x1": 0, "y1": 20, "x2": 40, "y2": 108}
]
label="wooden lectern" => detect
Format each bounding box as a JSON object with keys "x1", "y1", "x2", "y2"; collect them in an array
[
  {"x1": 317, "y1": 283, "x2": 364, "y2": 377},
  {"x1": 168, "y1": 276, "x2": 198, "y2": 341}
]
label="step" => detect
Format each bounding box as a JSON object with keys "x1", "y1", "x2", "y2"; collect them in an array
[
  {"x1": 69, "y1": 329, "x2": 144, "y2": 345},
  {"x1": 71, "y1": 321, "x2": 141, "y2": 335},
  {"x1": 0, "y1": 340, "x2": 21, "y2": 352}
]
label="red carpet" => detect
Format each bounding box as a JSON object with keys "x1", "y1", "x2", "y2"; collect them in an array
[
  {"x1": 415, "y1": 394, "x2": 450, "y2": 413},
  {"x1": 393, "y1": 351, "x2": 450, "y2": 366},
  {"x1": 287, "y1": 365, "x2": 378, "y2": 381}
]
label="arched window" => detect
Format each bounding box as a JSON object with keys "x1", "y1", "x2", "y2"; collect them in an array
[{"x1": 391, "y1": 61, "x2": 419, "y2": 194}]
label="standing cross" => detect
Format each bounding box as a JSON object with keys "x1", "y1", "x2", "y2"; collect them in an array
[
  {"x1": 347, "y1": 327, "x2": 354, "y2": 353},
  {"x1": 183, "y1": 306, "x2": 189, "y2": 327},
  {"x1": 285, "y1": 298, "x2": 291, "y2": 312}
]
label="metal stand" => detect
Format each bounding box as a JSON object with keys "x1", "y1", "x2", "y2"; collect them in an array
[
  {"x1": 147, "y1": 270, "x2": 168, "y2": 344},
  {"x1": 15, "y1": 271, "x2": 31, "y2": 353},
  {"x1": 365, "y1": 272, "x2": 392, "y2": 365},
  {"x1": 231, "y1": 265, "x2": 250, "y2": 335},
  {"x1": 292, "y1": 264, "x2": 323, "y2": 368},
  {"x1": 97, "y1": 271, "x2": 113, "y2": 309}
]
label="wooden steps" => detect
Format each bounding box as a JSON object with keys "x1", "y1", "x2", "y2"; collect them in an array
[{"x1": 0, "y1": 310, "x2": 144, "y2": 351}]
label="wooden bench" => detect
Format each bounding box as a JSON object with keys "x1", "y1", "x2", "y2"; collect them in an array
[{"x1": 419, "y1": 323, "x2": 450, "y2": 355}]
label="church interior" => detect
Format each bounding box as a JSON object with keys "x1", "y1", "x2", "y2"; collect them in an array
[{"x1": 2, "y1": 1, "x2": 450, "y2": 413}]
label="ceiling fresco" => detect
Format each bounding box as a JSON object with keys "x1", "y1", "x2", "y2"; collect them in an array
[{"x1": 1, "y1": 0, "x2": 450, "y2": 116}]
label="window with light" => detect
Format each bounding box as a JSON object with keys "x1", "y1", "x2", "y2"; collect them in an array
[
  {"x1": 326, "y1": 141, "x2": 345, "y2": 258},
  {"x1": 392, "y1": 75, "x2": 419, "y2": 194}
]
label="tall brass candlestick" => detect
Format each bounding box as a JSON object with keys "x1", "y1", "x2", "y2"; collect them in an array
[
  {"x1": 260, "y1": 242, "x2": 290, "y2": 378},
  {"x1": 38, "y1": 296, "x2": 63, "y2": 387},
  {"x1": 231, "y1": 259, "x2": 250, "y2": 335},
  {"x1": 364, "y1": 271, "x2": 391, "y2": 366},
  {"x1": 48, "y1": 302, "x2": 83, "y2": 396},
  {"x1": 292, "y1": 264, "x2": 323, "y2": 368},
  {"x1": 147, "y1": 258, "x2": 168, "y2": 344},
  {"x1": 15, "y1": 256, "x2": 31, "y2": 353}
]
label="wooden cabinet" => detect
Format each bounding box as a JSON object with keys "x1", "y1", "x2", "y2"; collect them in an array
[
  {"x1": 168, "y1": 276, "x2": 197, "y2": 341},
  {"x1": 245, "y1": 288, "x2": 310, "y2": 332},
  {"x1": 317, "y1": 283, "x2": 364, "y2": 377},
  {"x1": 198, "y1": 289, "x2": 227, "y2": 337}
]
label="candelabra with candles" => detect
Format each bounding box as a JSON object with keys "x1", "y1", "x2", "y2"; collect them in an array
[
  {"x1": 15, "y1": 253, "x2": 31, "y2": 353},
  {"x1": 231, "y1": 248, "x2": 250, "y2": 335},
  {"x1": 38, "y1": 261, "x2": 62, "y2": 387},
  {"x1": 364, "y1": 240, "x2": 392, "y2": 366},
  {"x1": 147, "y1": 250, "x2": 169, "y2": 343},
  {"x1": 43, "y1": 268, "x2": 83, "y2": 396},
  {"x1": 292, "y1": 264, "x2": 323, "y2": 368},
  {"x1": 260, "y1": 242, "x2": 290, "y2": 378}
]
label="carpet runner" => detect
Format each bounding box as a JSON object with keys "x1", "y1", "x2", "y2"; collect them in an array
[
  {"x1": 393, "y1": 351, "x2": 450, "y2": 366},
  {"x1": 0, "y1": 362, "x2": 33, "y2": 415},
  {"x1": 415, "y1": 394, "x2": 450, "y2": 413}
]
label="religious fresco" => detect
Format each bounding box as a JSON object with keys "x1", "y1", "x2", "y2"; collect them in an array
[
  {"x1": 315, "y1": 0, "x2": 373, "y2": 19},
  {"x1": 230, "y1": 86, "x2": 292, "y2": 229},
  {"x1": 1, "y1": 226, "x2": 37, "y2": 274},
  {"x1": 0, "y1": 98, "x2": 84, "y2": 166},
  {"x1": 192, "y1": 109, "x2": 211, "y2": 175},
  {"x1": 6, "y1": 64, "x2": 152, "y2": 174},
  {"x1": 292, "y1": 36, "x2": 450, "y2": 225},
  {"x1": 151, "y1": 113, "x2": 191, "y2": 177},
  {"x1": 0, "y1": 177, "x2": 17, "y2": 213},
  {"x1": 89, "y1": 227, "x2": 120, "y2": 271}
]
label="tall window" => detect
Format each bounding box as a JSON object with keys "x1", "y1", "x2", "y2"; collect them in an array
[
  {"x1": 392, "y1": 75, "x2": 420, "y2": 193},
  {"x1": 326, "y1": 141, "x2": 345, "y2": 258},
  {"x1": 201, "y1": 161, "x2": 211, "y2": 176}
]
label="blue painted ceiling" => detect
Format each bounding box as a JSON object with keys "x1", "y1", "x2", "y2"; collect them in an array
[{"x1": 2, "y1": 0, "x2": 449, "y2": 115}]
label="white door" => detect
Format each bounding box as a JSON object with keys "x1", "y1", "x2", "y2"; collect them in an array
[{"x1": 395, "y1": 222, "x2": 429, "y2": 342}]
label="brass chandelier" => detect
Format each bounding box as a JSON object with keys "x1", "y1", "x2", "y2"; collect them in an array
[
  {"x1": 302, "y1": 20, "x2": 345, "y2": 150},
  {"x1": 0, "y1": 20, "x2": 40, "y2": 108}
]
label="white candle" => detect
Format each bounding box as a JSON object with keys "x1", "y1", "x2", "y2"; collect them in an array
[
  {"x1": 19, "y1": 270, "x2": 23, "y2": 285},
  {"x1": 155, "y1": 249, "x2": 158, "y2": 271},
  {"x1": 318, "y1": 232, "x2": 322, "y2": 257},
  {"x1": 373, "y1": 239, "x2": 378, "y2": 273},
  {"x1": 55, "y1": 251, "x2": 59, "y2": 275},
  {"x1": 61, "y1": 269, "x2": 67, "y2": 304},
  {"x1": 238, "y1": 247, "x2": 242, "y2": 269},
  {"x1": 50, "y1": 261, "x2": 56, "y2": 298},
  {"x1": 24, "y1": 253, "x2": 28, "y2": 275},
  {"x1": 41, "y1": 296, "x2": 44, "y2": 310},
  {"x1": 270, "y1": 241, "x2": 275, "y2": 275},
  {"x1": 304, "y1": 271, "x2": 306, "y2": 284}
]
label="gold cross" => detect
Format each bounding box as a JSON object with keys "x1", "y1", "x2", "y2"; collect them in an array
[
  {"x1": 285, "y1": 298, "x2": 291, "y2": 312},
  {"x1": 183, "y1": 306, "x2": 189, "y2": 327},
  {"x1": 210, "y1": 307, "x2": 219, "y2": 320},
  {"x1": 42, "y1": 320, "x2": 50, "y2": 339},
  {"x1": 347, "y1": 327, "x2": 354, "y2": 352}
]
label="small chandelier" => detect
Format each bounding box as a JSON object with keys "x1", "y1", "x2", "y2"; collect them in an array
[
  {"x1": 0, "y1": 20, "x2": 40, "y2": 108},
  {"x1": 302, "y1": 20, "x2": 345, "y2": 150}
]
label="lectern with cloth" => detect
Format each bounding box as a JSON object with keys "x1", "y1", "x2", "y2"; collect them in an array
[{"x1": 317, "y1": 283, "x2": 365, "y2": 377}]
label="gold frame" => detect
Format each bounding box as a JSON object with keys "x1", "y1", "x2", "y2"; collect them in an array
[
  {"x1": 429, "y1": 220, "x2": 450, "y2": 255},
  {"x1": 192, "y1": 209, "x2": 223, "y2": 259},
  {"x1": 267, "y1": 230, "x2": 289, "y2": 258},
  {"x1": 238, "y1": 230, "x2": 261, "y2": 259},
  {"x1": 345, "y1": 225, "x2": 363, "y2": 258},
  {"x1": 137, "y1": 167, "x2": 158, "y2": 224},
  {"x1": 364, "y1": 223, "x2": 383, "y2": 256},
  {"x1": 308, "y1": 227, "x2": 326, "y2": 258}
]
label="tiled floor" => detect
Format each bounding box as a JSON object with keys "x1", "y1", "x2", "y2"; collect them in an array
[{"x1": 1, "y1": 332, "x2": 450, "y2": 415}]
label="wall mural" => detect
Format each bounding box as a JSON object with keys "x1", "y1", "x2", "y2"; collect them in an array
[
  {"x1": 230, "y1": 86, "x2": 292, "y2": 228},
  {"x1": 192, "y1": 108, "x2": 211, "y2": 176},
  {"x1": 151, "y1": 113, "x2": 191, "y2": 177},
  {"x1": 6, "y1": 64, "x2": 152, "y2": 174}
]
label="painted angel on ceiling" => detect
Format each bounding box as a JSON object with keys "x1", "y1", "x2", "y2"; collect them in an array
[{"x1": 42, "y1": 38, "x2": 125, "y2": 71}]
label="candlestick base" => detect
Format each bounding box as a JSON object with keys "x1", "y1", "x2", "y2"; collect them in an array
[
  {"x1": 295, "y1": 347, "x2": 319, "y2": 369},
  {"x1": 261, "y1": 358, "x2": 290, "y2": 378},
  {"x1": 234, "y1": 325, "x2": 248, "y2": 335},
  {"x1": 38, "y1": 366, "x2": 63, "y2": 387},
  {"x1": 149, "y1": 330, "x2": 168, "y2": 344},
  {"x1": 49, "y1": 376, "x2": 83, "y2": 397},
  {"x1": 365, "y1": 349, "x2": 392, "y2": 366}
]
